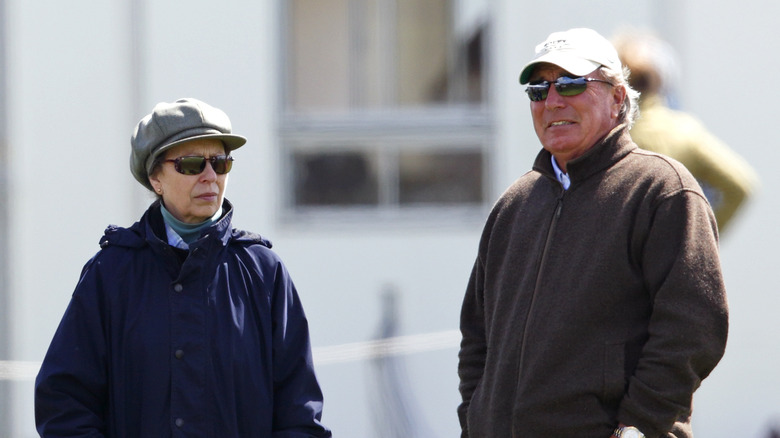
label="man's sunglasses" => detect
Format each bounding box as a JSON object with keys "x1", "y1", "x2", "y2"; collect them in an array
[
  {"x1": 164, "y1": 155, "x2": 234, "y2": 175},
  {"x1": 525, "y1": 76, "x2": 614, "y2": 102}
]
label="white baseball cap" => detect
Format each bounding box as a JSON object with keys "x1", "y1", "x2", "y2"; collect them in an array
[{"x1": 519, "y1": 28, "x2": 622, "y2": 84}]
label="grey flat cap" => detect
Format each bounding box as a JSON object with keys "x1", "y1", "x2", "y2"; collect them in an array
[{"x1": 130, "y1": 98, "x2": 247, "y2": 191}]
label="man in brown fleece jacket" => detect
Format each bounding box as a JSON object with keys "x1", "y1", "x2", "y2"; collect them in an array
[{"x1": 457, "y1": 28, "x2": 728, "y2": 438}]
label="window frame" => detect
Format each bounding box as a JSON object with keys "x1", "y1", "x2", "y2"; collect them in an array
[{"x1": 277, "y1": 0, "x2": 493, "y2": 225}]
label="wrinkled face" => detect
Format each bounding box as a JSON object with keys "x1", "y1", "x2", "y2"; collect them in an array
[
  {"x1": 528, "y1": 63, "x2": 625, "y2": 170},
  {"x1": 149, "y1": 138, "x2": 229, "y2": 224}
]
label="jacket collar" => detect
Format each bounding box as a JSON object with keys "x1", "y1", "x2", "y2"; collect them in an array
[
  {"x1": 99, "y1": 198, "x2": 272, "y2": 250},
  {"x1": 532, "y1": 124, "x2": 636, "y2": 186}
]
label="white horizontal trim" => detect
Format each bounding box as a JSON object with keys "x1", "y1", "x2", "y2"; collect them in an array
[
  {"x1": 0, "y1": 329, "x2": 462, "y2": 381},
  {"x1": 0, "y1": 360, "x2": 40, "y2": 382},
  {"x1": 313, "y1": 329, "x2": 461, "y2": 365}
]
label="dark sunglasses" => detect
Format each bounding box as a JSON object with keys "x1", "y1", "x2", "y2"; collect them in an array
[
  {"x1": 164, "y1": 155, "x2": 234, "y2": 175},
  {"x1": 525, "y1": 76, "x2": 614, "y2": 102}
]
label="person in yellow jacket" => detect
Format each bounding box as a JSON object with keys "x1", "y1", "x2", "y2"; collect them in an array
[{"x1": 613, "y1": 30, "x2": 758, "y2": 234}]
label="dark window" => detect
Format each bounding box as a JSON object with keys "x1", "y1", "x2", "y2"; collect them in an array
[{"x1": 281, "y1": 0, "x2": 491, "y2": 216}]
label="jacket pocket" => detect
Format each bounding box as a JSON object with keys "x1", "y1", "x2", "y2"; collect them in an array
[
  {"x1": 465, "y1": 379, "x2": 487, "y2": 437},
  {"x1": 603, "y1": 342, "x2": 626, "y2": 403}
]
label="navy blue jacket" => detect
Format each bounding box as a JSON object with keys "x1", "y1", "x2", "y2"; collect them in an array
[{"x1": 35, "y1": 200, "x2": 331, "y2": 437}]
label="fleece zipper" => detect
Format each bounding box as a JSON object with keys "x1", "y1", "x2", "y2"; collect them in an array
[
  {"x1": 516, "y1": 190, "x2": 564, "y2": 377},
  {"x1": 512, "y1": 184, "x2": 565, "y2": 436}
]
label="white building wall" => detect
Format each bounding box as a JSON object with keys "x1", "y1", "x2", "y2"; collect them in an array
[
  {"x1": 682, "y1": 1, "x2": 780, "y2": 436},
  {"x1": 6, "y1": 1, "x2": 139, "y2": 436},
  {"x1": 4, "y1": 0, "x2": 779, "y2": 437}
]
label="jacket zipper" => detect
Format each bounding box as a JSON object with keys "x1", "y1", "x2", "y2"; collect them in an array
[{"x1": 516, "y1": 190, "x2": 564, "y2": 383}]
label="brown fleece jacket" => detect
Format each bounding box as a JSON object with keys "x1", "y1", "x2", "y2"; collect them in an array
[{"x1": 458, "y1": 126, "x2": 728, "y2": 438}]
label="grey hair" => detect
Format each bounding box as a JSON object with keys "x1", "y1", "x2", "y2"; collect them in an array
[{"x1": 600, "y1": 65, "x2": 641, "y2": 128}]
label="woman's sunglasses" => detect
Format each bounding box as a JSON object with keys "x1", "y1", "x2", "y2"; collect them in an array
[
  {"x1": 525, "y1": 76, "x2": 614, "y2": 102},
  {"x1": 164, "y1": 155, "x2": 234, "y2": 175}
]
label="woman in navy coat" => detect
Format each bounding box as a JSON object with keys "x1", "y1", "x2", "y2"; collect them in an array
[{"x1": 35, "y1": 98, "x2": 331, "y2": 438}]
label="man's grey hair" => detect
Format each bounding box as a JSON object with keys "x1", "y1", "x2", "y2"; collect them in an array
[{"x1": 600, "y1": 65, "x2": 641, "y2": 128}]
